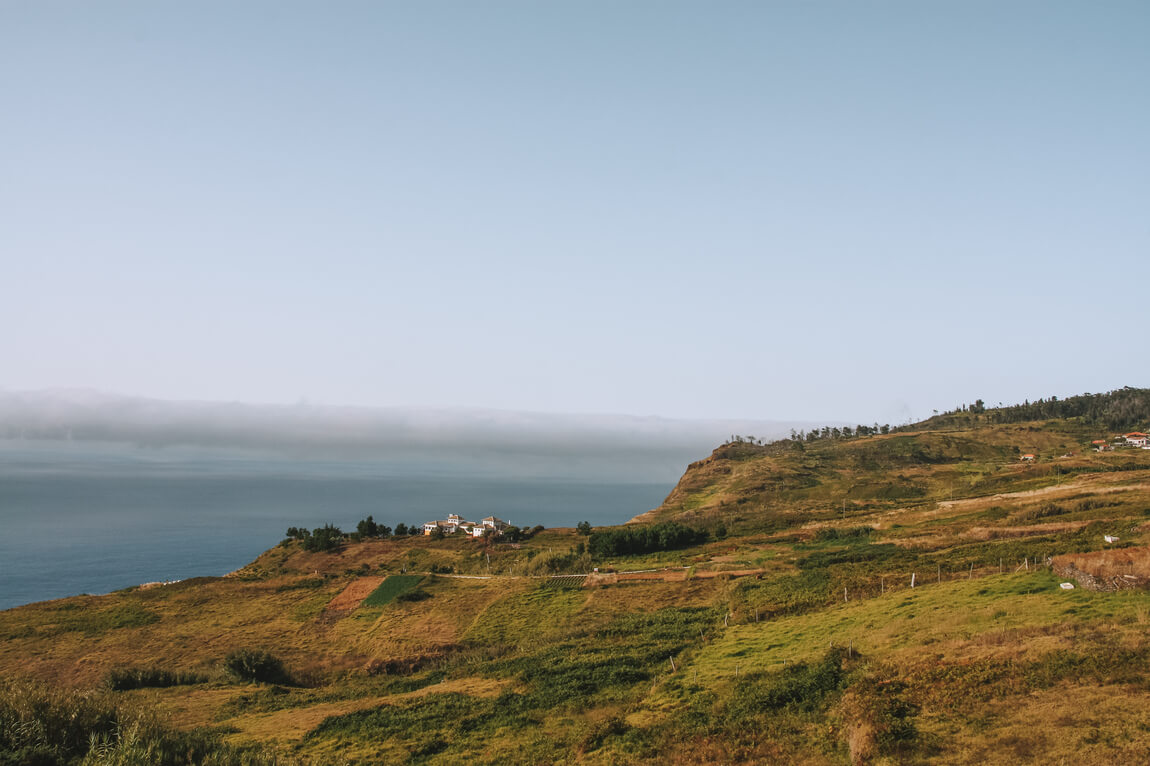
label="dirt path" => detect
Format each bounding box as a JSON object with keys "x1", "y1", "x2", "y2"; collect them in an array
[
  {"x1": 964, "y1": 521, "x2": 1095, "y2": 540},
  {"x1": 596, "y1": 568, "x2": 765, "y2": 583}
]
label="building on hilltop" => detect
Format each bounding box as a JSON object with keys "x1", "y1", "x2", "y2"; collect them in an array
[
  {"x1": 481, "y1": 515, "x2": 509, "y2": 532},
  {"x1": 423, "y1": 513, "x2": 509, "y2": 537}
]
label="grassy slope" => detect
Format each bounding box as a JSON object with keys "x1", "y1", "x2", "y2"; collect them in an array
[{"x1": 3, "y1": 413, "x2": 1150, "y2": 764}]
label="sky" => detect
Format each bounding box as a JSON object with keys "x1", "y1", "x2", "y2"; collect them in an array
[{"x1": 2, "y1": 1, "x2": 1147, "y2": 425}]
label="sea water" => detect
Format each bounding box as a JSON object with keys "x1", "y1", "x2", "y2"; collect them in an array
[{"x1": 0, "y1": 441, "x2": 679, "y2": 610}]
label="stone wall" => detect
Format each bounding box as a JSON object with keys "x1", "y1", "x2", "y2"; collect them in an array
[{"x1": 1051, "y1": 559, "x2": 1147, "y2": 592}]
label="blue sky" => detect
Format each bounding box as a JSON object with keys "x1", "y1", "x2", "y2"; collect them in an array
[{"x1": 2, "y1": 1, "x2": 1146, "y2": 424}]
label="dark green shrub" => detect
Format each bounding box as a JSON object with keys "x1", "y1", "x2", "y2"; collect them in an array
[
  {"x1": 588, "y1": 522, "x2": 708, "y2": 558},
  {"x1": 105, "y1": 667, "x2": 207, "y2": 691},
  {"x1": 814, "y1": 526, "x2": 874, "y2": 542},
  {"x1": 222, "y1": 649, "x2": 290, "y2": 685}
]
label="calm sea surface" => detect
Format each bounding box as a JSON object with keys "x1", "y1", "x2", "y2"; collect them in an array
[{"x1": 0, "y1": 442, "x2": 676, "y2": 610}]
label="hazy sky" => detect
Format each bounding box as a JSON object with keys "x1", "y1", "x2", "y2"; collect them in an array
[{"x1": 2, "y1": 2, "x2": 1146, "y2": 424}]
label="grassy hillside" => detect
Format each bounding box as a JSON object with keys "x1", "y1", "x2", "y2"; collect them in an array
[{"x1": 3, "y1": 390, "x2": 1150, "y2": 764}]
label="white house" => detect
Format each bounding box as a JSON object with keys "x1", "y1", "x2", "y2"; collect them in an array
[
  {"x1": 423, "y1": 514, "x2": 507, "y2": 538},
  {"x1": 481, "y1": 515, "x2": 510, "y2": 531},
  {"x1": 423, "y1": 515, "x2": 464, "y2": 535},
  {"x1": 1124, "y1": 432, "x2": 1148, "y2": 448}
]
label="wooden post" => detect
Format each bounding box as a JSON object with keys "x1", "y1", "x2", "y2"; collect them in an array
[
  {"x1": 969, "y1": 562, "x2": 974, "y2": 579},
  {"x1": 911, "y1": 572, "x2": 916, "y2": 588},
  {"x1": 670, "y1": 656, "x2": 676, "y2": 673},
  {"x1": 844, "y1": 586, "x2": 848, "y2": 602}
]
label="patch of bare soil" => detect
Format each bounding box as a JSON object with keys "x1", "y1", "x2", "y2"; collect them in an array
[{"x1": 322, "y1": 577, "x2": 384, "y2": 618}]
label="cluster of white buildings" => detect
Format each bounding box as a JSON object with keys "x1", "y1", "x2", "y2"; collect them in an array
[
  {"x1": 1092, "y1": 432, "x2": 1149, "y2": 452},
  {"x1": 422, "y1": 513, "x2": 510, "y2": 538}
]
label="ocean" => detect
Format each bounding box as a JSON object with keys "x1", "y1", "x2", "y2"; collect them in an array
[{"x1": 0, "y1": 441, "x2": 679, "y2": 611}]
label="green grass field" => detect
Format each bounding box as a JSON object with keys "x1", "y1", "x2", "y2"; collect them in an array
[{"x1": 362, "y1": 575, "x2": 424, "y2": 607}]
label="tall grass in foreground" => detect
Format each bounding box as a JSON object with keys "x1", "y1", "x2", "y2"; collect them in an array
[{"x1": 0, "y1": 680, "x2": 303, "y2": 766}]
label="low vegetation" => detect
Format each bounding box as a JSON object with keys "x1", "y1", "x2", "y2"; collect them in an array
[{"x1": 2, "y1": 388, "x2": 1150, "y2": 764}]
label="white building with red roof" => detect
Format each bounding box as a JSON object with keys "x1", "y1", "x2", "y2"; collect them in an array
[{"x1": 1124, "y1": 432, "x2": 1148, "y2": 448}]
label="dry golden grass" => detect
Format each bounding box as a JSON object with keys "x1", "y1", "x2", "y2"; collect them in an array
[
  {"x1": 966, "y1": 521, "x2": 1093, "y2": 540},
  {"x1": 919, "y1": 682, "x2": 1150, "y2": 765},
  {"x1": 1055, "y1": 545, "x2": 1150, "y2": 580}
]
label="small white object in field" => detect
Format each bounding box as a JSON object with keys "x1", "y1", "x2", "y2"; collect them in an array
[
  {"x1": 1103, "y1": 535, "x2": 1119, "y2": 543},
  {"x1": 1060, "y1": 582, "x2": 1075, "y2": 590}
]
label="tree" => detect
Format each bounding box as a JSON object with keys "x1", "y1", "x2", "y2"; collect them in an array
[
  {"x1": 356, "y1": 515, "x2": 379, "y2": 538},
  {"x1": 394, "y1": 523, "x2": 408, "y2": 536},
  {"x1": 429, "y1": 526, "x2": 445, "y2": 540},
  {"x1": 303, "y1": 524, "x2": 343, "y2": 552},
  {"x1": 576, "y1": 521, "x2": 592, "y2": 536},
  {"x1": 376, "y1": 524, "x2": 392, "y2": 538},
  {"x1": 285, "y1": 527, "x2": 309, "y2": 542}
]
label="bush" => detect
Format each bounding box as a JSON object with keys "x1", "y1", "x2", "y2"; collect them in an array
[
  {"x1": 105, "y1": 667, "x2": 208, "y2": 691},
  {"x1": 814, "y1": 526, "x2": 874, "y2": 542},
  {"x1": 222, "y1": 649, "x2": 290, "y2": 685},
  {"x1": 1015, "y1": 502, "x2": 1069, "y2": 521}
]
